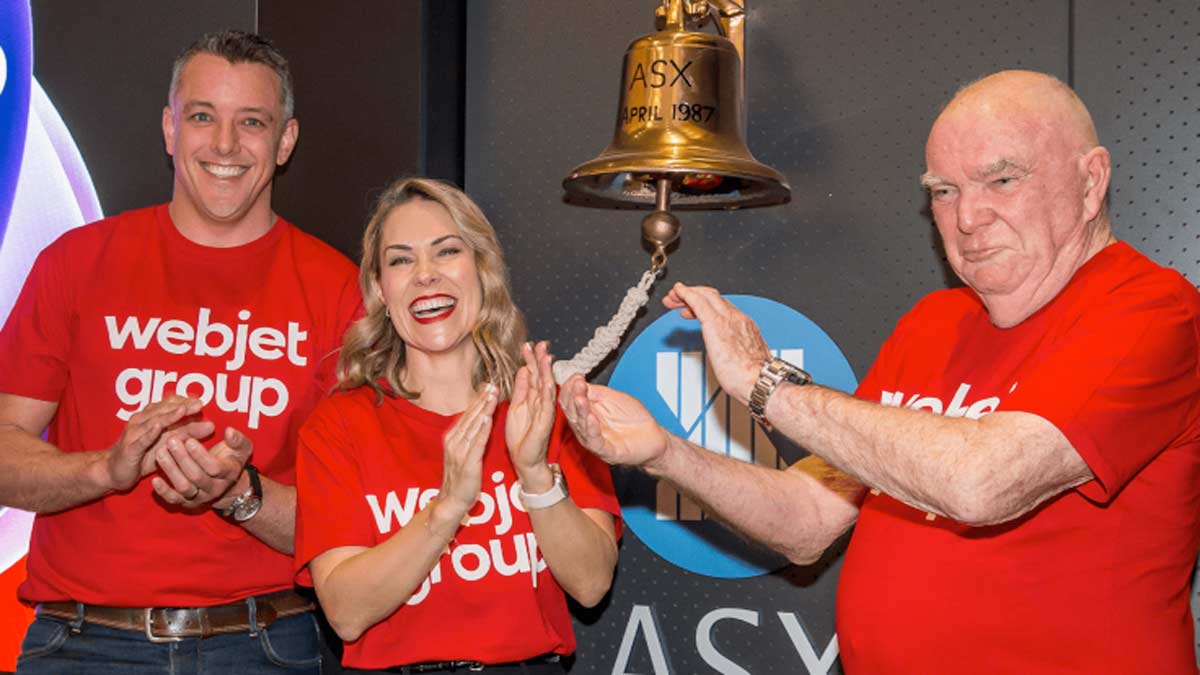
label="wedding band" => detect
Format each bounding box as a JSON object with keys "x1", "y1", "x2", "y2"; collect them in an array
[{"x1": 184, "y1": 487, "x2": 200, "y2": 500}]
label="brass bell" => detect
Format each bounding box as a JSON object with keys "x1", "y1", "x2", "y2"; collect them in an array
[
  {"x1": 553, "y1": 2, "x2": 790, "y2": 381},
  {"x1": 562, "y1": 0, "x2": 790, "y2": 213}
]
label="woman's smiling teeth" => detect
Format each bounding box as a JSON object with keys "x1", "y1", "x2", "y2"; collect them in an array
[
  {"x1": 409, "y1": 295, "x2": 457, "y2": 321},
  {"x1": 202, "y1": 162, "x2": 248, "y2": 178}
]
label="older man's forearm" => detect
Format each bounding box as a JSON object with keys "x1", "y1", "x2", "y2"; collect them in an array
[
  {"x1": 649, "y1": 433, "x2": 860, "y2": 564},
  {"x1": 763, "y1": 383, "x2": 1092, "y2": 526}
]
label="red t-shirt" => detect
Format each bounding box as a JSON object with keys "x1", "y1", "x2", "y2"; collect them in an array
[
  {"x1": 838, "y1": 242, "x2": 1200, "y2": 674},
  {"x1": 294, "y1": 387, "x2": 621, "y2": 670},
  {"x1": 0, "y1": 204, "x2": 361, "y2": 606}
]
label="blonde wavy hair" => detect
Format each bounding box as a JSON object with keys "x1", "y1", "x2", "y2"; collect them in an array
[{"x1": 338, "y1": 178, "x2": 527, "y2": 402}]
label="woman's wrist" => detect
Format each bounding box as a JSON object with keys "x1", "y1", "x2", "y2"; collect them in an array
[
  {"x1": 426, "y1": 495, "x2": 466, "y2": 539},
  {"x1": 516, "y1": 462, "x2": 555, "y2": 494}
]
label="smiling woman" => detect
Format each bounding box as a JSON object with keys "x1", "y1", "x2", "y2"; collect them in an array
[
  {"x1": 292, "y1": 178, "x2": 622, "y2": 674},
  {"x1": 371, "y1": 198, "x2": 488, "y2": 398},
  {"x1": 340, "y1": 179, "x2": 525, "y2": 404}
]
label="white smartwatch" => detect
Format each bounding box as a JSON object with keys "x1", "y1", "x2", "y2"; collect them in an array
[{"x1": 518, "y1": 464, "x2": 569, "y2": 510}]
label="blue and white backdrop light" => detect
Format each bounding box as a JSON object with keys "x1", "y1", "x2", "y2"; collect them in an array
[{"x1": 0, "y1": 0, "x2": 103, "y2": 574}]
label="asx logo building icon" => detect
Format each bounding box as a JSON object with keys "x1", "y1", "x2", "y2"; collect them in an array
[
  {"x1": 650, "y1": 347, "x2": 805, "y2": 522},
  {"x1": 609, "y1": 296, "x2": 857, "y2": 578}
]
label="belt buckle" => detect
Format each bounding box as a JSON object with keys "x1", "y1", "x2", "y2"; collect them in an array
[{"x1": 143, "y1": 608, "x2": 183, "y2": 643}]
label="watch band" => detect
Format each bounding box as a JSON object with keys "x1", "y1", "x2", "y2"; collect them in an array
[
  {"x1": 245, "y1": 463, "x2": 262, "y2": 499},
  {"x1": 748, "y1": 357, "x2": 812, "y2": 430},
  {"x1": 518, "y1": 463, "x2": 569, "y2": 510},
  {"x1": 218, "y1": 463, "x2": 263, "y2": 522}
]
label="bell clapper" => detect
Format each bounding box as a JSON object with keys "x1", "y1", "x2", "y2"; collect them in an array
[{"x1": 642, "y1": 177, "x2": 681, "y2": 275}]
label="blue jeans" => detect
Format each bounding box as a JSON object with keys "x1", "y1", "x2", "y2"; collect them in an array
[{"x1": 15, "y1": 611, "x2": 322, "y2": 674}]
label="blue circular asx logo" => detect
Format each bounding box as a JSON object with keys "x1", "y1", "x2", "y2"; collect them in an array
[{"x1": 608, "y1": 295, "x2": 857, "y2": 578}]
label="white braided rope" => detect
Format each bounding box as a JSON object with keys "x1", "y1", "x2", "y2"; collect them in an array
[{"x1": 552, "y1": 268, "x2": 659, "y2": 384}]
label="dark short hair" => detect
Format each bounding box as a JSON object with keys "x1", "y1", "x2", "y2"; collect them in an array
[{"x1": 168, "y1": 29, "x2": 294, "y2": 120}]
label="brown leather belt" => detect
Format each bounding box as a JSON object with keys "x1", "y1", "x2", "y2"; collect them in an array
[{"x1": 35, "y1": 589, "x2": 313, "y2": 642}]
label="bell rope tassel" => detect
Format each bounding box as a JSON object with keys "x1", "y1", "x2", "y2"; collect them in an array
[{"x1": 552, "y1": 268, "x2": 659, "y2": 384}]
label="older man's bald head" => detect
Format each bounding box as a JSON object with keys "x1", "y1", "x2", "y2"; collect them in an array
[
  {"x1": 922, "y1": 69, "x2": 1114, "y2": 328},
  {"x1": 936, "y1": 70, "x2": 1099, "y2": 153}
]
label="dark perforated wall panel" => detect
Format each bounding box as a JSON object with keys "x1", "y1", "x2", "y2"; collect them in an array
[
  {"x1": 1076, "y1": 2, "x2": 1200, "y2": 279},
  {"x1": 1075, "y1": 0, "x2": 1200, "y2": 658}
]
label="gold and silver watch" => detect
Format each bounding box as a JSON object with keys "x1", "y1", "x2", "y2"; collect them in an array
[{"x1": 748, "y1": 357, "x2": 812, "y2": 430}]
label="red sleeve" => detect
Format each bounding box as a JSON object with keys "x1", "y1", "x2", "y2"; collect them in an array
[
  {"x1": 294, "y1": 396, "x2": 376, "y2": 584},
  {"x1": 314, "y1": 271, "x2": 365, "y2": 395},
  {"x1": 854, "y1": 306, "x2": 916, "y2": 405},
  {"x1": 0, "y1": 241, "x2": 73, "y2": 401},
  {"x1": 547, "y1": 406, "x2": 622, "y2": 539},
  {"x1": 1005, "y1": 286, "x2": 1200, "y2": 502}
]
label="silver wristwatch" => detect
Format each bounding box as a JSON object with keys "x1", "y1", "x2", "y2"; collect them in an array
[
  {"x1": 748, "y1": 357, "x2": 812, "y2": 430},
  {"x1": 217, "y1": 463, "x2": 263, "y2": 522}
]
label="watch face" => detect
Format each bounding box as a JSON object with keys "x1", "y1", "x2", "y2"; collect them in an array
[
  {"x1": 233, "y1": 497, "x2": 263, "y2": 522},
  {"x1": 773, "y1": 359, "x2": 811, "y2": 385}
]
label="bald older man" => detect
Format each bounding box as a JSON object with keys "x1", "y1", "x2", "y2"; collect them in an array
[{"x1": 559, "y1": 70, "x2": 1200, "y2": 673}]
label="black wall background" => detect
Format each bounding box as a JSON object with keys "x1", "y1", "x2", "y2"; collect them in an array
[
  {"x1": 31, "y1": 0, "x2": 256, "y2": 228},
  {"x1": 31, "y1": 0, "x2": 460, "y2": 262},
  {"x1": 23, "y1": 1, "x2": 1200, "y2": 673}
]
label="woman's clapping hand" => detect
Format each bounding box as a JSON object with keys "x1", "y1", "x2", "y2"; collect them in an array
[
  {"x1": 506, "y1": 341, "x2": 558, "y2": 491},
  {"x1": 438, "y1": 383, "x2": 498, "y2": 517}
]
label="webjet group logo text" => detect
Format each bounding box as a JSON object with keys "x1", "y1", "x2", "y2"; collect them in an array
[{"x1": 609, "y1": 295, "x2": 857, "y2": 578}]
